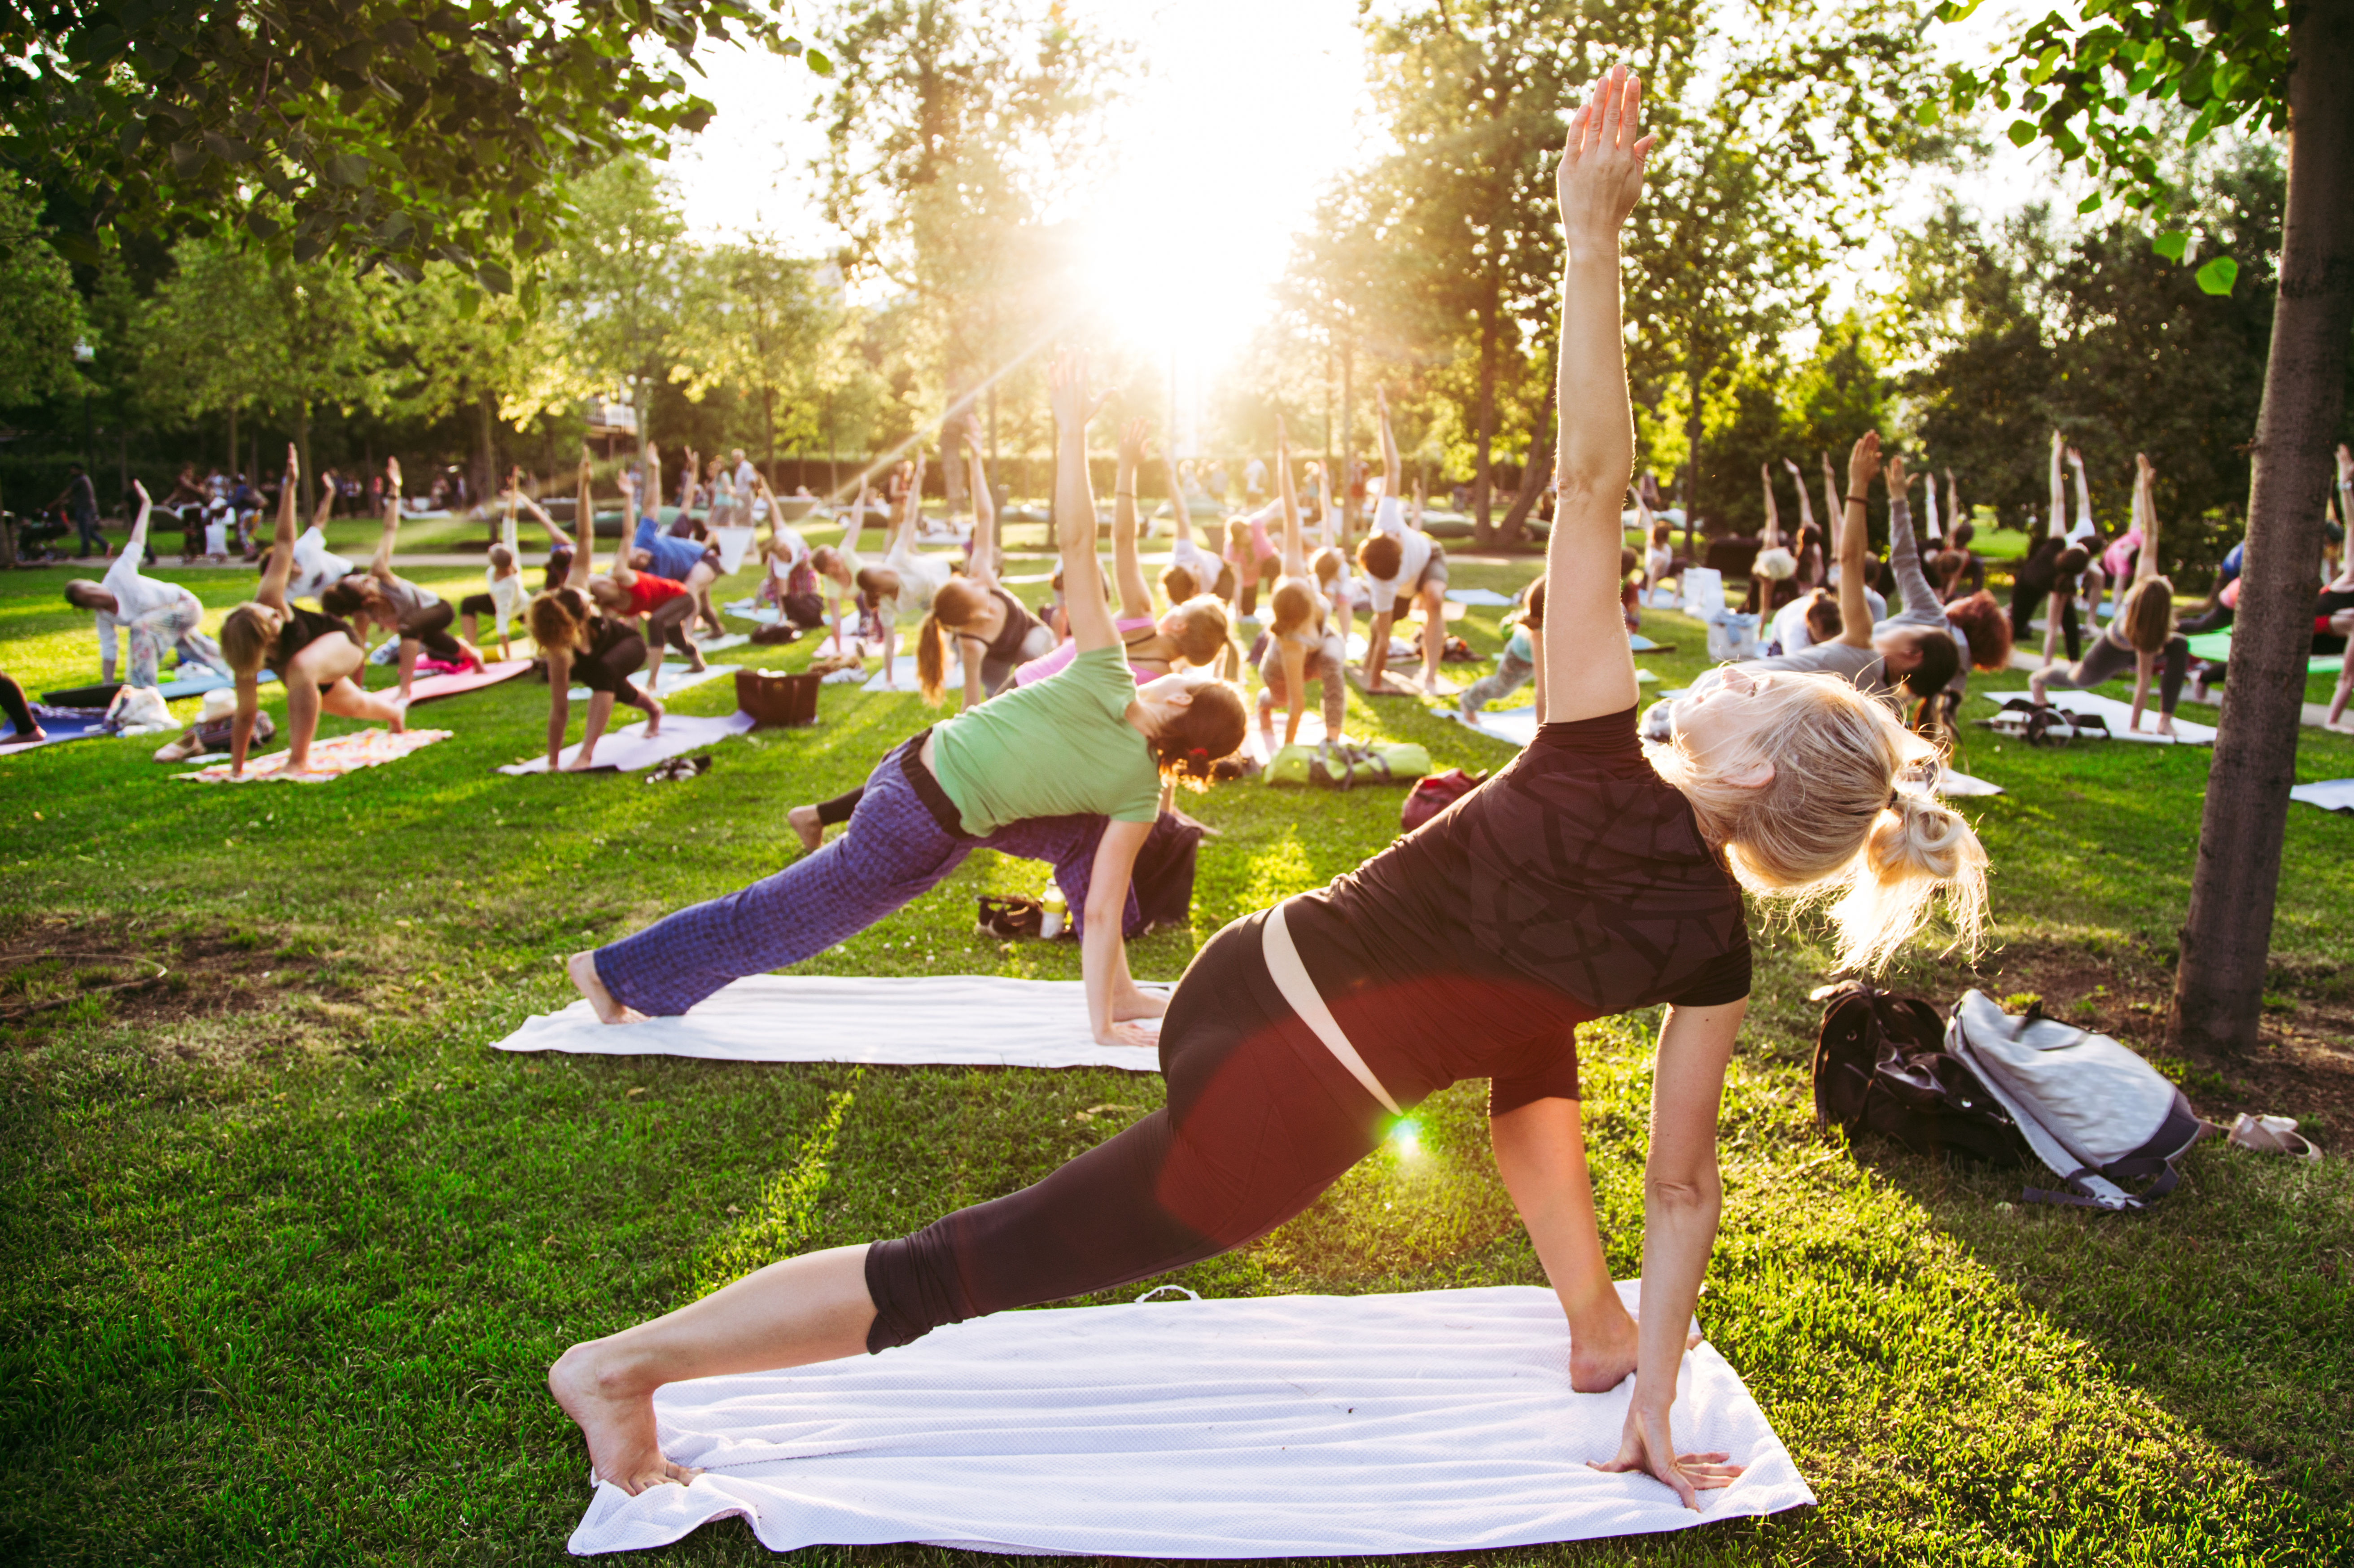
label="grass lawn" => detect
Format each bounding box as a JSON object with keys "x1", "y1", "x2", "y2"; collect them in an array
[{"x1": 2, "y1": 538, "x2": 2352, "y2": 1567}]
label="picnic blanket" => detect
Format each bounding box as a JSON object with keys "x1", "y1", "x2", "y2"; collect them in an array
[
  {"x1": 2044, "y1": 690, "x2": 2218, "y2": 745},
  {"x1": 176, "y1": 728, "x2": 451, "y2": 783},
  {"x1": 495, "y1": 973, "x2": 1167, "y2": 1068},
  {"x1": 561, "y1": 1281, "x2": 1812, "y2": 1558},
  {"x1": 2183, "y1": 628, "x2": 2343, "y2": 674},
  {"x1": 498, "y1": 710, "x2": 755, "y2": 775},
  {"x1": 2290, "y1": 780, "x2": 2354, "y2": 814},
  {"x1": 405, "y1": 658, "x2": 534, "y2": 704},
  {"x1": 568, "y1": 662, "x2": 742, "y2": 701}
]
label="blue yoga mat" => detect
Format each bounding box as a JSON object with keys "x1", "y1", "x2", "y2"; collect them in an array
[
  {"x1": 42, "y1": 668, "x2": 275, "y2": 706},
  {"x1": 0, "y1": 706, "x2": 113, "y2": 754}
]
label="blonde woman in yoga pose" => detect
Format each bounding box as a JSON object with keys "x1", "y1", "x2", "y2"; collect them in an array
[
  {"x1": 915, "y1": 416, "x2": 1053, "y2": 705},
  {"x1": 550, "y1": 72, "x2": 1986, "y2": 1511},
  {"x1": 218, "y1": 446, "x2": 407, "y2": 777},
  {"x1": 525, "y1": 449, "x2": 667, "y2": 770},
  {"x1": 321, "y1": 459, "x2": 483, "y2": 703},
  {"x1": 1255, "y1": 414, "x2": 1348, "y2": 750}
]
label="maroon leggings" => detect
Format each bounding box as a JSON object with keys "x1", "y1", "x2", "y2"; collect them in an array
[{"x1": 863, "y1": 912, "x2": 1389, "y2": 1351}]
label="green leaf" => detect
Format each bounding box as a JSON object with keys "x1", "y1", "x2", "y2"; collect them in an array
[
  {"x1": 1913, "y1": 100, "x2": 1940, "y2": 127},
  {"x1": 2194, "y1": 255, "x2": 2237, "y2": 295},
  {"x1": 2152, "y1": 231, "x2": 2188, "y2": 261},
  {"x1": 324, "y1": 153, "x2": 371, "y2": 188},
  {"x1": 2008, "y1": 118, "x2": 2038, "y2": 147},
  {"x1": 476, "y1": 260, "x2": 514, "y2": 296},
  {"x1": 2077, "y1": 192, "x2": 2103, "y2": 214},
  {"x1": 455, "y1": 285, "x2": 481, "y2": 320},
  {"x1": 806, "y1": 48, "x2": 833, "y2": 76}
]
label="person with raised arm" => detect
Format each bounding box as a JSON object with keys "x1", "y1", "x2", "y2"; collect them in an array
[
  {"x1": 286, "y1": 470, "x2": 356, "y2": 604},
  {"x1": 525, "y1": 447, "x2": 665, "y2": 771},
  {"x1": 914, "y1": 416, "x2": 1054, "y2": 705},
  {"x1": 320, "y1": 459, "x2": 484, "y2": 703},
  {"x1": 2008, "y1": 432, "x2": 2091, "y2": 665},
  {"x1": 827, "y1": 451, "x2": 952, "y2": 690},
  {"x1": 1254, "y1": 414, "x2": 1349, "y2": 751},
  {"x1": 546, "y1": 73, "x2": 1988, "y2": 1513},
  {"x1": 217, "y1": 446, "x2": 407, "y2": 777},
  {"x1": 64, "y1": 480, "x2": 230, "y2": 688},
  {"x1": 1356, "y1": 386, "x2": 1450, "y2": 695},
  {"x1": 2030, "y1": 452, "x2": 2189, "y2": 736},
  {"x1": 1783, "y1": 458, "x2": 1826, "y2": 588},
  {"x1": 459, "y1": 471, "x2": 529, "y2": 661},
  {"x1": 626, "y1": 443, "x2": 729, "y2": 640},
  {"x1": 1160, "y1": 449, "x2": 1234, "y2": 609}
]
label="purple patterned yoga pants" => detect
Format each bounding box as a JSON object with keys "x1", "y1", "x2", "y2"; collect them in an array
[{"x1": 595, "y1": 739, "x2": 1128, "y2": 1016}]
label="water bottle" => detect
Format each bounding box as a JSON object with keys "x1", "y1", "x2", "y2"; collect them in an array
[{"x1": 1041, "y1": 881, "x2": 1067, "y2": 940}]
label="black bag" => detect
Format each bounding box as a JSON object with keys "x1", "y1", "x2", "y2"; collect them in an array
[
  {"x1": 1127, "y1": 809, "x2": 1208, "y2": 935},
  {"x1": 1811, "y1": 981, "x2": 2029, "y2": 1167}
]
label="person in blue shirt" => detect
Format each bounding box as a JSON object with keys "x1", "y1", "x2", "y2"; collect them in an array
[{"x1": 623, "y1": 443, "x2": 725, "y2": 639}]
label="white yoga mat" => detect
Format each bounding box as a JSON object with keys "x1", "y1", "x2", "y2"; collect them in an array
[
  {"x1": 723, "y1": 598, "x2": 782, "y2": 624},
  {"x1": 861, "y1": 654, "x2": 959, "y2": 692},
  {"x1": 692, "y1": 633, "x2": 751, "y2": 654},
  {"x1": 1244, "y1": 710, "x2": 1333, "y2": 762},
  {"x1": 1445, "y1": 586, "x2": 1516, "y2": 607},
  {"x1": 498, "y1": 711, "x2": 755, "y2": 775},
  {"x1": 712, "y1": 526, "x2": 757, "y2": 574},
  {"x1": 564, "y1": 1282, "x2": 1813, "y2": 1558},
  {"x1": 1936, "y1": 769, "x2": 2004, "y2": 797},
  {"x1": 2044, "y1": 690, "x2": 2218, "y2": 745},
  {"x1": 493, "y1": 973, "x2": 1165, "y2": 1070},
  {"x1": 2291, "y1": 779, "x2": 2354, "y2": 814},
  {"x1": 568, "y1": 662, "x2": 742, "y2": 701},
  {"x1": 1444, "y1": 705, "x2": 1540, "y2": 748}
]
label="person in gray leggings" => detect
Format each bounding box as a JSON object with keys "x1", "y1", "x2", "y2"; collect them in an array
[{"x1": 2030, "y1": 452, "x2": 2186, "y2": 737}]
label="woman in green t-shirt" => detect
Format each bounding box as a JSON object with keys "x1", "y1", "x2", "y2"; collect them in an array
[{"x1": 567, "y1": 353, "x2": 1248, "y2": 1047}]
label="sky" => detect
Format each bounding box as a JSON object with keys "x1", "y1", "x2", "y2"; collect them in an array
[{"x1": 661, "y1": 0, "x2": 2085, "y2": 378}]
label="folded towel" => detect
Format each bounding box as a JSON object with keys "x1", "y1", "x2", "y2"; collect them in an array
[
  {"x1": 564, "y1": 1282, "x2": 1812, "y2": 1557},
  {"x1": 1444, "y1": 587, "x2": 1516, "y2": 607}
]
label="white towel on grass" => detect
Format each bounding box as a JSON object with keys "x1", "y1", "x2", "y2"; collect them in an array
[
  {"x1": 1444, "y1": 705, "x2": 1540, "y2": 749},
  {"x1": 860, "y1": 654, "x2": 958, "y2": 693},
  {"x1": 564, "y1": 1282, "x2": 1812, "y2": 1558},
  {"x1": 568, "y1": 662, "x2": 741, "y2": 701},
  {"x1": 712, "y1": 525, "x2": 757, "y2": 574},
  {"x1": 1243, "y1": 710, "x2": 1331, "y2": 762},
  {"x1": 1445, "y1": 586, "x2": 1516, "y2": 607},
  {"x1": 498, "y1": 711, "x2": 755, "y2": 775},
  {"x1": 2291, "y1": 779, "x2": 2354, "y2": 813},
  {"x1": 2044, "y1": 690, "x2": 2218, "y2": 745},
  {"x1": 722, "y1": 598, "x2": 782, "y2": 624},
  {"x1": 493, "y1": 973, "x2": 1164, "y2": 1070}
]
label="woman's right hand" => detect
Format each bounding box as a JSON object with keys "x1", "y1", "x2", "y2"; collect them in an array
[
  {"x1": 1588, "y1": 1399, "x2": 1744, "y2": 1511},
  {"x1": 1553, "y1": 65, "x2": 1656, "y2": 245},
  {"x1": 1117, "y1": 417, "x2": 1149, "y2": 470},
  {"x1": 1048, "y1": 352, "x2": 1106, "y2": 435},
  {"x1": 1846, "y1": 431, "x2": 1881, "y2": 497}
]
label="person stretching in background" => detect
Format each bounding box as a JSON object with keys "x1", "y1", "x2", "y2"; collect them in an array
[
  {"x1": 527, "y1": 449, "x2": 665, "y2": 771},
  {"x1": 822, "y1": 451, "x2": 952, "y2": 690},
  {"x1": 1940, "y1": 470, "x2": 1984, "y2": 600},
  {"x1": 1783, "y1": 457, "x2": 1826, "y2": 588},
  {"x1": 2030, "y1": 452, "x2": 2187, "y2": 737},
  {"x1": 1161, "y1": 464, "x2": 1234, "y2": 609},
  {"x1": 1458, "y1": 574, "x2": 1548, "y2": 723},
  {"x1": 754, "y1": 487, "x2": 826, "y2": 631},
  {"x1": 1768, "y1": 587, "x2": 1841, "y2": 657},
  {"x1": 626, "y1": 444, "x2": 726, "y2": 639},
  {"x1": 2061, "y1": 442, "x2": 2107, "y2": 621},
  {"x1": 1746, "y1": 461, "x2": 1799, "y2": 616},
  {"x1": 916, "y1": 415, "x2": 1054, "y2": 706},
  {"x1": 322, "y1": 459, "x2": 482, "y2": 704},
  {"x1": 218, "y1": 446, "x2": 407, "y2": 778},
  {"x1": 459, "y1": 472, "x2": 529, "y2": 661},
  {"x1": 284, "y1": 471, "x2": 357, "y2": 604},
  {"x1": 547, "y1": 83, "x2": 1988, "y2": 1507},
  {"x1": 1222, "y1": 501, "x2": 1281, "y2": 622},
  {"x1": 1255, "y1": 414, "x2": 1349, "y2": 752},
  {"x1": 2009, "y1": 433, "x2": 2091, "y2": 665},
  {"x1": 1358, "y1": 386, "x2": 1449, "y2": 696},
  {"x1": 64, "y1": 481, "x2": 229, "y2": 688}
]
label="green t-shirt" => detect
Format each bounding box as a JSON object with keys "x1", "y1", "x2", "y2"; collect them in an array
[{"x1": 929, "y1": 644, "x2": 1163, "y2": 836}]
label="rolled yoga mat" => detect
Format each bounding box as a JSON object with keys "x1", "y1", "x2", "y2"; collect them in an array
[
  {"x1": 561, "y1": 1280, "x2": 1814, "y2": 1557},
  {"x1": 493, "y1": 972, "x2": 1168, "y2": 1070}
]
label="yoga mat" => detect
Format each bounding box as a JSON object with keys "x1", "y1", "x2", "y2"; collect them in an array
[
  {"x1": 498, "y1": 711, "x2": 755, "y2": 775},
  {"x1": 2290, "y1": 780, "x2": 2354, "y2": 814},
  {"x1": 722, "y1": 598, "x2": 782, "y2": 624},
  {"x1": 2043, "y1": 690, "x2": 2218, "y2": 745},
  {"x1": 1442, "y1": 705, "x2": 1540, "y2": 748},
  {"x1": 176, "y1": 728, "x2": 452, "y2": 783},
  {"x1": 0, "y1": 707, "x2": 114, "y2": 756},
  {"x1": 861, "y1": 654, "x2": 959, "y2": 693},
  {"x1": 1243, "y1": 710, "x2": 1333, "y2": 762},
  {"x1": 2183, "y1": 628, "x2": 2342, "y2": 673},
  {"x1": 494, "y1": 973, "x2": 1165, "y2": 1069},
  {"x1": 1935, "y1": 769, "x2": 2004, "y2": 797},
  {"x1": 562, "y1": 1281, "x2": 1813, "y2": 1558},
  {"x1": 1444, "y1": 586, "x2": 1515, "y2": 607},
  {"x1": 568, "y1": 662, "x2": 742, "y2": 701},
  {"x1": 691, "y1": 633, "x2": 751, "y2": 654},
  {"x1": 712, "y1": 526, "x2": 756, "y2": 574},
  {"x1": 42, "y1": 667, "x2": 260, "y2": 705},
  {"x1": 1352, "y1": 666, "x2": 1461, "y2": 699},
  {"x1": 405, "y1": 658, "x2": 533, "y2": 705}
]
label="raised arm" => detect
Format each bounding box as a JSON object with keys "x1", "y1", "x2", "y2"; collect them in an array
[
  {"x1": 1945, "y1": 469, "x2": 1961, "y2": 536},
  {"x1": 2133, "y1": 453, "x2": 2163, "y2": 587},
  {"x1": 1884, "y1": 453, "x2": 1938, "y2": 625},
  {"x1": 965, "y1": 420, "x2": 1000, "y2": 588},
  {"x1": 370, "y1": 459, "x2": 403, "y2": 582},
  {"x1": 1110, "y1": 418, "x2": 1151, "y2": 617},
  {"x1": 1831, "y1": 434, "x2": 1880, "y2": 647},
  {"x1": 1819, "y1": 451, "x2": 1841, "y2": 542},
  {"x1": 501, "y1": 468, "x2": 520, "y2": 561},
  {"x1": 1758, "y1": 464, "x2": 1781, "y2": 548},
  {"x1": 893, "y1": 451, "x2": 928, "y2": 556},
  {"x1": 1277, "y1": 417, "x2": 1307, "y2": 577},
  {"x1": 2047, "y1": 432, "x2": 2066, "y2": 539},
  {"x1": 1921, "y1": 465, "x2": 1942, "y2": 543},
  {"x1": 1165, "y1": 446, "x2": 1200, "y2": 555},
  {"x1": 644, "y1": 443, "x2": 663, "y2": 528},
  {"x1": 126, "y1": 478, "x2": 153, "y2": 557},
  {"x1": 2069, "y1": 445, "x2": 2093, "y2": 538},
  {"x1": 570, "y1": 446, "x2": 595, "y2": 590},
  {"x1": 1377, "y1": 385, "x2": 1401, "y2": 499},
  {"x1": 256, "y1": 443, "x2": 301, "y2": 612},
  {"x1": 1049, "y1": 354, "x2": 1118, "y2": 654},
  {"x1": 1541, "y1": 67, "x2": 1654, "y2": 725},
  {"x1": 312, "y1": 469, "x2": 337, "y2": 532}
]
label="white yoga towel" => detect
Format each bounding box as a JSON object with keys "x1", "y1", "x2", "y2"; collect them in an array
[
  {"x1": 2044, "y1": 690, "x2": 2218, "y2": 745},
  {"x1": 564, "y1": 1282, "x2": 1813, "y2": 1558},
  {"x1": 712, "y1": 526, "x2": 757, "y2": 574},
  {"x1": 568, "y1": 662, "x2": 742, "y2": 701},
  {"x1": 494, "y1": 973, "x2": 1165, "y2": 1070},
  {"x1": 498, "y1": 711, "x2": 755, "y2": 775},
  {"x1": 1445, "y1": 586, "x2": 1516, "y2": 607},
  {"x1": 1935, "y1": 769, "x2": 2004, "y2": 797},
  {"x1": 1445, "y1": 705, "x2": 1540, "y2": 749},
  {"x1": 692, "y1": 633, "x2": 751, "y2": 654},
  {"x1": 1243, "y1": 710, "x2": 1332, "y2": 762},
  {"x1": 723, "y1": 598, "x2": 783, "y2": 625},
  {"x1": 860, "y1": 654, "x2": 958, "y2": 693},
  {"x1": 2291, "y1": 779, "x2": 2354, "y2": 814}
]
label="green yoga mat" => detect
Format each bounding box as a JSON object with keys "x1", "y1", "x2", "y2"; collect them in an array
[{"x1": 2183, "y1": 628, "x2": 2342, "y2": 674}]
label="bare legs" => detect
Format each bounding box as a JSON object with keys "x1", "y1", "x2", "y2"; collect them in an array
[{"x1": 549, "y1": 1244, "x2": 878, "y2": 1494}]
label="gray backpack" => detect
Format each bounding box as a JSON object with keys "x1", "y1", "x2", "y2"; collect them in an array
[{"x1": 1944, "y1": 990, "x2": 2205, "y2": 1211}]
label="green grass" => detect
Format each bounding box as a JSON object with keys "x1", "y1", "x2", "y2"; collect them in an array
[{"x1": 2, "y1": 551, "x2": 2352, "y2": 1566}]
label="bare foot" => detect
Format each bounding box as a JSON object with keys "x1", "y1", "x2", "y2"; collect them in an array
[
  {"x1": 388, "y1": 701, "x2": 409, "y2": 735},
  {"x1": 1567, "y1": 1297, "x2": 1705, "y2": 1393},
  {"x1": 548, "y1": 1344, "x2": 701, "y2": 1495},
  {"x1": 643, "y1": 694, "x2": 666, "y2": 738},
  {"x1": 787, "y1": 803, "x2": 823, "y2": 854},
  {"x1": 568, "y1": 950, "x2": 645, "y2": 1024},
  {"x1": 688, "y1": 653, "x2": 709, "y2": 673},
  {"x1": 1457, "y1": 697, "x2": 1477, "y2": 725}
]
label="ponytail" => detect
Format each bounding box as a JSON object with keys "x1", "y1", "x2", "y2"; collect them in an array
[{"x1": 916, "y1": 609, "x2": 950, "y2": 704}]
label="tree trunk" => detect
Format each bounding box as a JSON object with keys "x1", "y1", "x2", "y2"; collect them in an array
[
  {"x1": 1340, "y1": 344, "x2": 1355, "y2": 541},
  {"x1": 764, "y1": 385, "x2": 778, "y2": 474},
  {"x1": 226, "y1": 402, "x2": 238, "y2": 483},
  {"x1": 1497, "y1": 335, "x2": 1561, "y2": 547},
  {"x1": 1682, "y1": 365, "x2": 1703, "y2": 561},
  {"x1": 295, "y1": 401, "x2": 314, "y2": 519},
  {"x1": 2171, "y1": 0, "x2": 2354, "y2": 1054},
  {"x1": 1473, "y1": 290, "x2": 1499, "y2": 547},
  {"x1": 473, "y1": 394, "x2": 497, "y2": 517}
]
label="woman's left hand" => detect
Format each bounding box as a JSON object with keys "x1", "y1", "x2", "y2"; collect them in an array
[
  {"x1": 1589, "y1": 1400, "x2": 1744, "y2": 1511},
  {"x1": 1112, "y1": 985, "x2": 1169, "y2": 1021}
]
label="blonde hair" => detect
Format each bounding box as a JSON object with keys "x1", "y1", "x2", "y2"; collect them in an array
[
  {"x1": 917, "y1": 578, "x2": 988, "y2": 704},
  {"x1": 220, "y1": 603, "x2": 277, "y2": 675},
  {"x1": 1164, "y1": 594, "x2": 1239, "y2": 673},
  {"x1": 2120, "y1": 577, "x2": 2176, "y2": 653},
  {"x1": 1646, "y1": 671, "x2": 1988, "y2": 973},
  {"x1": 1268, "y1": 578, "x2": 1319, "y2": 641}
]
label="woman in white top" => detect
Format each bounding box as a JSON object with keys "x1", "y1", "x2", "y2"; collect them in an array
[
  {"x1": 1356, "y1": 389, "x2": 1449, "y2": 695},
  {"x1": 915, "y1": 416, "x2": 1055, "y2": 705},
  {"x1": 1256, "y1": 415, "x2": 1348, "y2": 750},
  {"x1": 1160, "y1": 469, "x2": 1233, "y2": 607},
  {"x1": 813, "y1": 453, "x2": 953, "y2": 689},
  {"x1": 459, "y1": 472, "x2": 529, "y2": 661},
  {"x1": 321, "y1": 458, "x2": 483, "y2": 702},
  {"x1": 63, "y1": 481, "x2": 228, "y2": 688},
  {"x1": 285, "y1": 473, "x2": 357, "y2": 603}
]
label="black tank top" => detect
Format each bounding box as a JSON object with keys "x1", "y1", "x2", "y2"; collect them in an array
[
  {"x1": 586, "y1": 614, "x2": 637, "y2": 664},
  {"x1": 978, "y1": 585, "x2": 1043, "y2": 664},
  {"x1": 273, "y1": 605, "x2": 358, "y2": 668},
  {"x1": 1284, "y1": 706, "x2": 1750, "y2": 1116}
]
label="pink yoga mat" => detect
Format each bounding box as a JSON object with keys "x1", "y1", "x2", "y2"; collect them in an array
[{"x1": 403, "y1": 659, "x2": 534, "y2": 704}]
